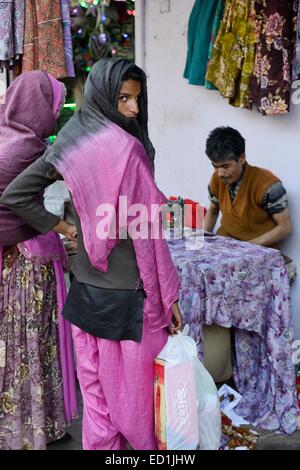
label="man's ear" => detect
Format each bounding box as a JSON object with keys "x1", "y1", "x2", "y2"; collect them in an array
[{"x1": 239, "y1": 153, "x2": 246, "y2": 164}]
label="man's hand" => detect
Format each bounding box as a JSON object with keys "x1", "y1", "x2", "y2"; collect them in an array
[
  {"x1": 53, "y1": 220, "x2": 78, "y2": 242},
  {"x1": 168, "y1": 302, "x2": 183, "y2": 336}
]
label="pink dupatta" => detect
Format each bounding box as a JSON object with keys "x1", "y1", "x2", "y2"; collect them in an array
[{"x1": 52, "y1": 123, "x2": 180, "y2": 333}]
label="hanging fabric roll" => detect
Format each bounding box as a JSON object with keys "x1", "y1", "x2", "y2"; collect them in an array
[
  {"x1": 229, "y1": 0, "x2": 256, "y2": 108},
  {"x1": 183, "y1": 0, "x2": 220, "y2": 86},
  {"x1": 60, "y1": 0, "x2": 75, "y2": 78},
  {"x1": 0, "y1": 1, "x2": 25, "y2": 72},
  {"x1": 205, "y1": 0, "x2": 226, "y2": 90},
  {"x1": 292, "y1": 0, "x2": 300, "y2": 81},
  {"x1": 252, "y1": 0, "x2": 298, "y2": 116},
  {"x1": 205, "y1": 0, "x2": 257, "y2": 109},
  {"x1": 22, "y1": 0, "x2": 68, "y2": 79}
]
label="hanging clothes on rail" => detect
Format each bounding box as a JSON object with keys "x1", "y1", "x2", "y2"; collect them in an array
[
  {"x1": 22, "y1": 0, "x2": 68, "y2": 79},
  {"x1": 205, "y1": 0, "x2": 257, "y2": 109},
  {"x1": 0, "y1": 1, "x2": 25, "y2": 72},
  {"x1": 251, "y1": 0, "x2": 298, "y2": 115},
  {"x1": 60, "y1": 0, "x2": 75, "y2": 78},
  {"x1": 184, "y1": 0, "x2": 220, "y2": 86},
  {"x1": 205, "y1": 0, "x2": 226, "y2": 90}
]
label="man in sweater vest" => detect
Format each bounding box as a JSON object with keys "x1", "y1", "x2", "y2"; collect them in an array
[
  {"x1": 204, "y1": 126, "x2": 293, "y2": 256},
  {"x1": 202, "y1": 126, "x2": 295, "y2": 384}
]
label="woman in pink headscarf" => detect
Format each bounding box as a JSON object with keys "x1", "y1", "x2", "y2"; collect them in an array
[
  {"x1": 0, "y1": 71, "x2": 77, "y2": 450},
  {"x1": 1, "y1": 59, "x2": 182, "y2": 451}
]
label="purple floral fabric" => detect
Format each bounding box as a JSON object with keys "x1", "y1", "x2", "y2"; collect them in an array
[
  {"x1": 60, "y1": 0, "x2": 75, "y2": 78},
  {"x1": 0, "y1": 252, "x2": 66, "y2": 449},
  {"x1": 0, "y1": 1, "x2": 25, "y2": 69},
  {"x1": 168, "y1": 235, "x2": 298, "y2": 434}
]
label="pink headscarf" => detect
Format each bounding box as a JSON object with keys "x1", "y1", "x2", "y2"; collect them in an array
[{"x1": 55, "y1": 123, "x2": 180, "y2": 333}]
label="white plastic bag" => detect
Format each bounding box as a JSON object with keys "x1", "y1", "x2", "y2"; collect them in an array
[
  {"x1": 154, "y1": 325, "x2": 221, "y2": 450},
  {"x1": 194, "y1": 356, "x2": 222, "y2": 450}
]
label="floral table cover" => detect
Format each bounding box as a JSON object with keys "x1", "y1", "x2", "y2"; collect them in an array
[{"x1": 168, "y1": 234, "x2": 298, "y2": 434}]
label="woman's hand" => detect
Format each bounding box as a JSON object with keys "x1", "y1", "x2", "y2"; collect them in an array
[
  {"x1": 53, "y1": 220, "x2": 78, "y2": 242},
  {"x1": 168, "y1": 301, "x2": 183, "y2": 336}
]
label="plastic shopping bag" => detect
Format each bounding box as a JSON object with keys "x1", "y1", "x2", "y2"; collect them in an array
[
  {"x1": 194, "y1": 356, "x2": 222, "y2": 450},
  {"x1": 154, "y1": 325, "x2": 221, "y2": 450}
]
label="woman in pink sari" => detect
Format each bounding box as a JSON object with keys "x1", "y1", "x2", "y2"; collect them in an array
[
  {"x1": 0, "y1": 71, "x2": 77, "y2": 450},
  {"x1": 2, "y1": 59, "x2": 182, "y2": 450}
]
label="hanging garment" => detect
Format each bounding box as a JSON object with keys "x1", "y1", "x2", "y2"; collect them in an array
[
  {"x1": 22, "y1": 0, "x2": 68, "y2": 79},
  {"x1": 229, "y1": 0, "x2": 256, "y2": 108},
  {"x1": 183, "y1": 0, "x2": 220, "y2": 86},
  {"x1": 292, "y1": 0, "x2": 300, "y2": 81},
  {"x1": 205, "y1": 0, "x2": 257, "y2": 109},
  {"x1": 60, "y1": 0, "x2": 75, "y2": 78},
  {"x1": 205, "y1": 0, "x2": 226, "y2": 90},
  {"x1": 252, "y1": 0, "x2": 298, "y2": 116},
  {"x1": 0, "y1": 0, "x2": 25, "y2": 71}
]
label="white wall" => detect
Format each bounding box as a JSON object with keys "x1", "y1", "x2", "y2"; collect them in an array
[{"x1": 138, "y1": 0, "x2": 300, "y2": 338}]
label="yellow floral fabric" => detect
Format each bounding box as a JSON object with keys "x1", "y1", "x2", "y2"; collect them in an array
[{"x1": 205, "y1": 0, "x2": 257, "y2": 109}]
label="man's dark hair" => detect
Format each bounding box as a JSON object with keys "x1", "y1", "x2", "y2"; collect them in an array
[
  {"x1": 205, "y1": 126, "x2": 245, "y2": 162},
  {"x1": 122, "y1": 65, "x2": 144, "y2": 82}
]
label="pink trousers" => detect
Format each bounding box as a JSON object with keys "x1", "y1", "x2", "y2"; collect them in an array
[{"x1": 72, "y1": 324, "x2": 167, "y2": 450}]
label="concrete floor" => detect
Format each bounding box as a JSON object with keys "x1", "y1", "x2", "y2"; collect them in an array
[{"x1": 256, "y1": 429, "x2": 300, "y2": 450}]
